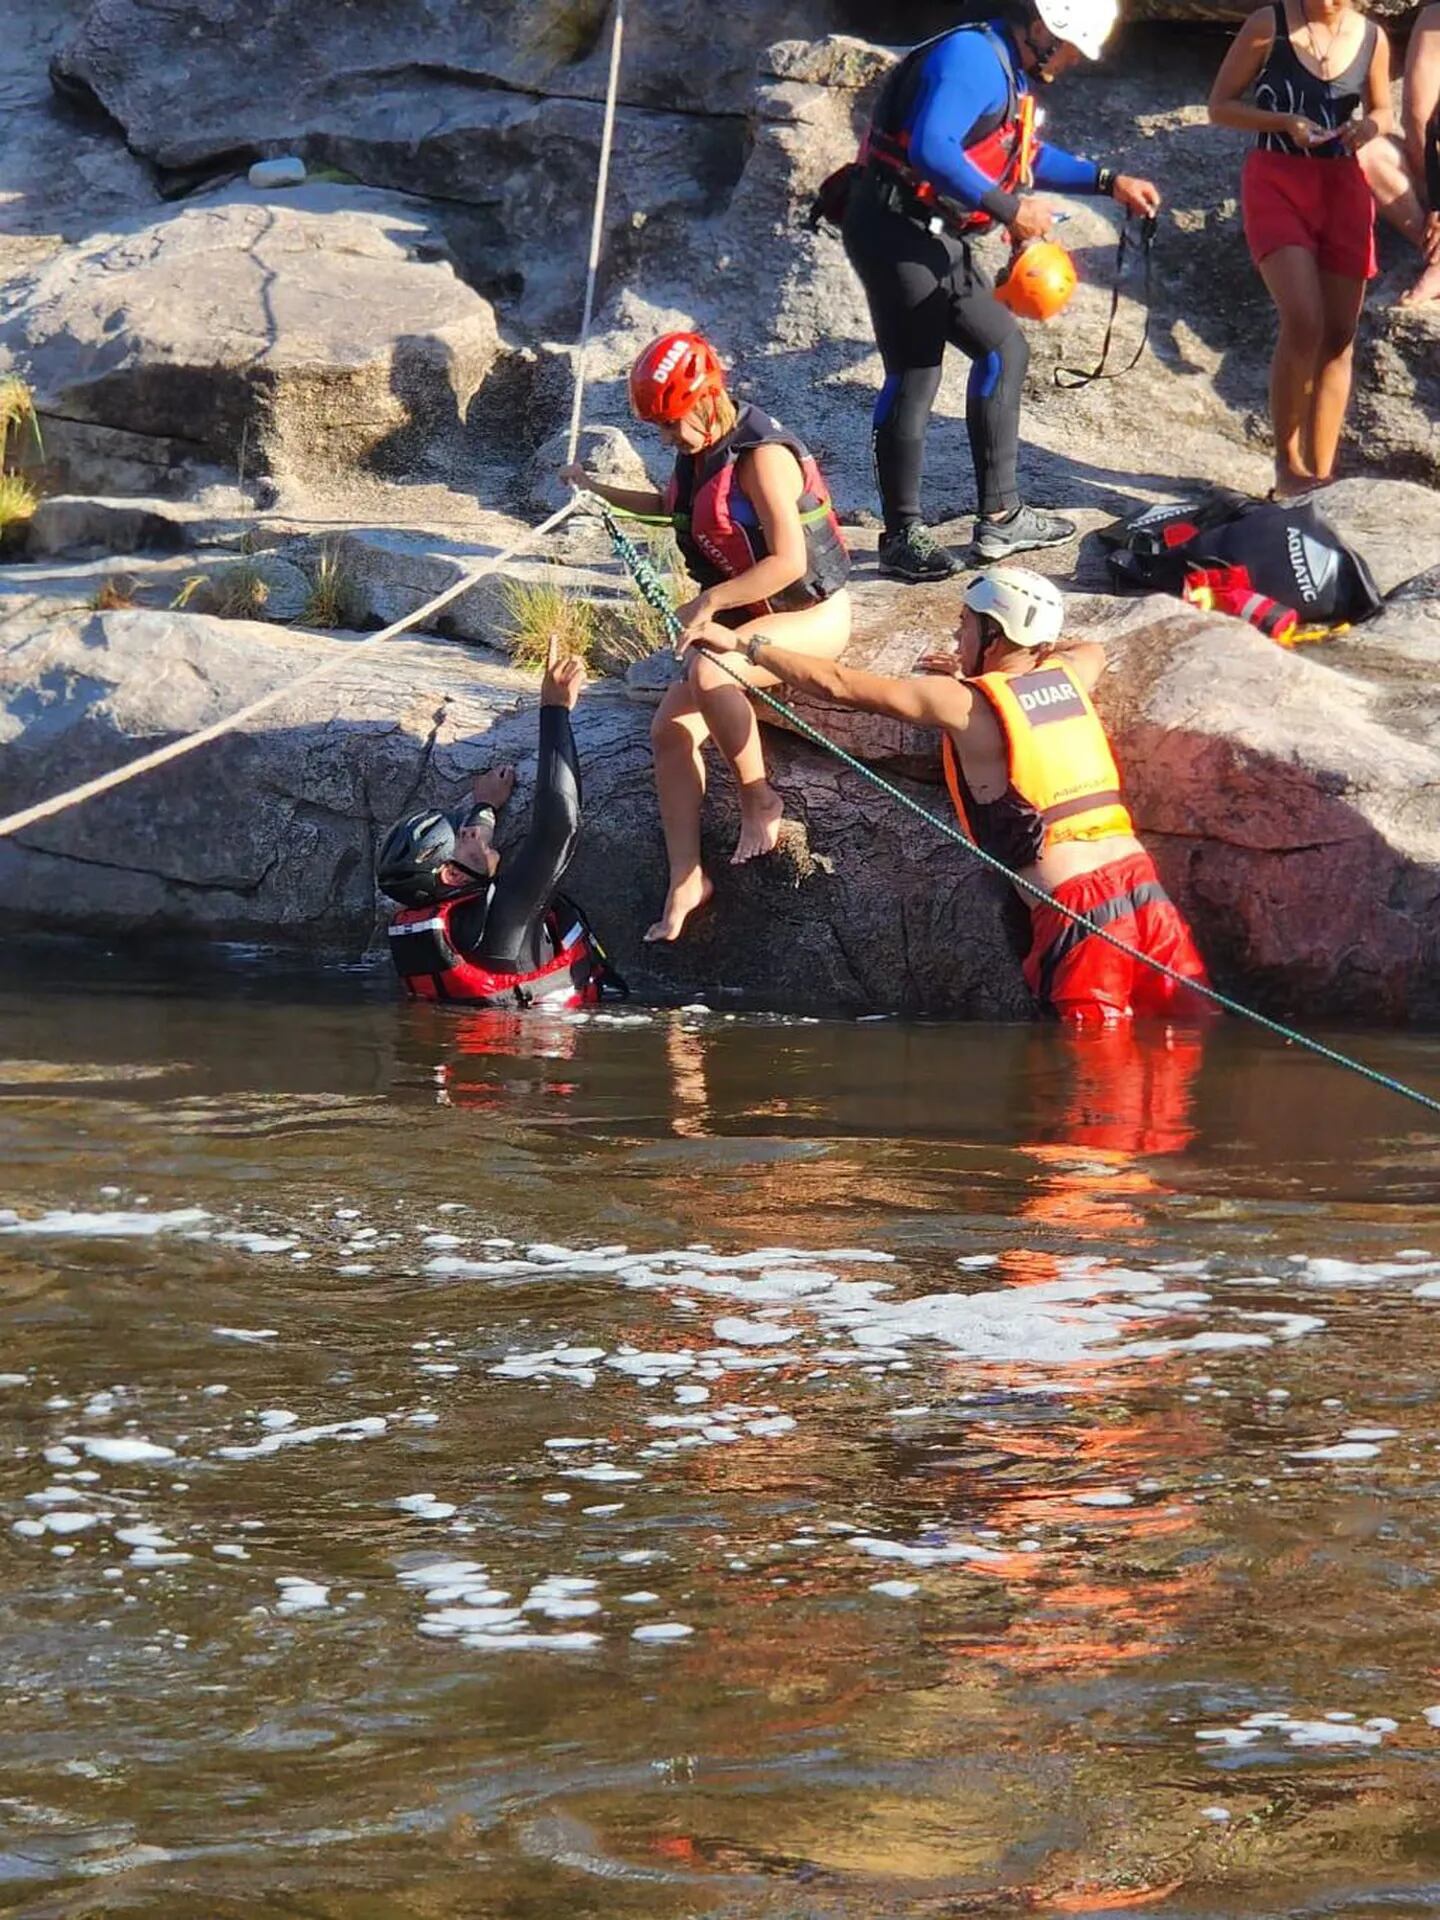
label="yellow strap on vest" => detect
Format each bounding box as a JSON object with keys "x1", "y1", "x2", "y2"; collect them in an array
[{"x1": 940, "y1": 733, "x2": 974, "y2": 838}]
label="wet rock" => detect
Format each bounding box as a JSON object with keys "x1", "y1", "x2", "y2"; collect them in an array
[
  {"x1": 1, "y1": 560, "x2": 1437, "y2": 1020},
  {"x1": 0, "y1": 603, "x2": 1026, "y2": 1015}
]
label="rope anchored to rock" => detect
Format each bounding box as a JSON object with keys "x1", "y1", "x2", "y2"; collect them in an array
[{"x1": 600, "y1": 504, "x2": 1440, "y2": 1122}]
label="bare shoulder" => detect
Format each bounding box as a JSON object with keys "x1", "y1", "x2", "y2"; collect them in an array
[{"x1": 1060, "y1": 641, "x2": 1107, "y2": 692}]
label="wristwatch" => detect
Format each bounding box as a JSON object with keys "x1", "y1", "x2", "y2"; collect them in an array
[
  {"x1": 746, "y1": 635, "x2": 769, "y2": 666},
  {"x1": 1097, "y1": 165, "x2": 1117, "y2": 197}
]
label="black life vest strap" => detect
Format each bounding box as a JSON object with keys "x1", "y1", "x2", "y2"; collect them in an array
[{"x1": 1054, "y1": 214, "x2": 1158, "y2": 391}]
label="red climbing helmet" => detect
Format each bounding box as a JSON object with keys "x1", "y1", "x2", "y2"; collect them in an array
[{"x1": 628, "y1": 331, "x2": 727, "y2": 425}]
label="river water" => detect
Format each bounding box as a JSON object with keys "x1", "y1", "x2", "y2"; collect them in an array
[{"x1": 3, "y1": 952, "x2": 1440, "y2": 1918}]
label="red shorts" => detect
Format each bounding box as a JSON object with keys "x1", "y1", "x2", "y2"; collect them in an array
[
  {"x1": 1023, "y1": 849, "x2": 1212, "y2": 1024},
  {"x1": 1241, "y1": 147, "x2": 1377, "y2": 281}
]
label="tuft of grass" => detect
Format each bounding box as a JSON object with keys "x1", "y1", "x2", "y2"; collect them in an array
[
  {"x1": 170, "y1": 574, "x2": 207, "y2": 611},
  {"x1": 0, "y1": 470, "x2": 38, "y2": 533},
  {"x1": 528, "y1": 0, "x2": 610, "y2": 66},
  {"x1": 502, "y1": 573, "x2": 599, "y2": 672},
  {"x1": 303, "y1": 540, "x2": 365, "y2": 629},
  {"x1": 87, "y1": 573, "x2": 138, "y2": 611},
  {"x1": 591, "y1": 529, "x2": 695, "y2": 673},
  {"x1": 210, "y1": 560, "x2": 270, "y2": 620},
  {"x1": 0, "y1": 376, "x2": 42, "y2": 468}
]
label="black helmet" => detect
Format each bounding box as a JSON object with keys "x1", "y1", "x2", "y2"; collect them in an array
[{"x1": 376, "y1": 809, "x2": 457, "y2": 908}]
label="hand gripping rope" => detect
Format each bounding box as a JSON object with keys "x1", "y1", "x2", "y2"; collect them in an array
[{"x1": 600, "y1": 504, "x2": 1440, "y2": 1121}]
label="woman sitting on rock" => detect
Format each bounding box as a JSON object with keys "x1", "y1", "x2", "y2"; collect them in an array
[
  {"x1": 562, "y1": 331, "x2": 852, "y2": 943},
  {"x1": 1209, "y1": 0, "x2": 1397, "y2": 499}
]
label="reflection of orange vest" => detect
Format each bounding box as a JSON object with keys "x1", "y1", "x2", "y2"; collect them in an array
[{"x1": 941, "y1": 661, "x2": 1134, "y2": 859}]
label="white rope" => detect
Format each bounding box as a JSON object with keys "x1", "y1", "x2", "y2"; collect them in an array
[
  {"x1": 565, "y1": 0, "x2": 627, "y2": 468},
  {"x1": 0, "y1": 501, "x2": 577, "y2": 842}
]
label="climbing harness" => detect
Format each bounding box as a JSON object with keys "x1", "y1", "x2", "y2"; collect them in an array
[
  {"x1": 1054, "y1": 212, "x2": 1157, "y2": 390},
  {"x1": 599, "y1": 504, "x2": 1440, "y2": 1122}
]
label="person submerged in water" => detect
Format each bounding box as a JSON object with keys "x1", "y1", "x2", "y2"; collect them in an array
[
  {"x1": 684, "y1": 568, "x2": 1210, "y2": 1023},
  {"x1": 562, "y1": 329, "x2": 852, "y2": 942},
  {"x1": 376, "y1": 638, "x2": 621, "y2": 1008}
]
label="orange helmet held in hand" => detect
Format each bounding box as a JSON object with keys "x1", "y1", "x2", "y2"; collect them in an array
[
  {"x1": 628, "y1": 331, "x2": 727, "y2": 424},
  {"x1": 996, "y1": 241, "x2": 1078, "y2": 322}
]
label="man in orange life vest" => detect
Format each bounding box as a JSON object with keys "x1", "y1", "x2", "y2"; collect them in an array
[{"x1": 686, "y1": 568, "x2": 1210, "y2": 1021}]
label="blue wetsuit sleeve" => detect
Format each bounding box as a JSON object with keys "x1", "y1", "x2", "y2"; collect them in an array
[
  {"x1": 1032, "y1": 141, "x2": 1105, "y2": 193},
  {"x1": 906, "y1": 35, "x2": 1026, "y2": 223}
]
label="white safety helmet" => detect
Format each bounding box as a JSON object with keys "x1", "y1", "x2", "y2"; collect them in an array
[
  {"x1": 964, "y1": 567, "x2": 1066, "y2": 650},
  {"x1": 1033, "y1": 0, "x2": 1119, "y2": 60}
]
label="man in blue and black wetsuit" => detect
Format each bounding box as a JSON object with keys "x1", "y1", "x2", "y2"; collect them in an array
[{"x1": 843, "y1": 0, "x2": 1162, "y2": 582}]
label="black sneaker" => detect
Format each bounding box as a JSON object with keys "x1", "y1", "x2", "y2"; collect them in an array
[
  {"x1": 972, "y1": 505, "x2": 1077, "y2": 561},
  {"x1": 877, "y1": 523, "x2": 960, "y2": 583}
]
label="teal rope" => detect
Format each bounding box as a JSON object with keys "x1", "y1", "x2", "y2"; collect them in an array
[{"x1": 600, "y1": 504, "x2": 1440, "y2": 1122}]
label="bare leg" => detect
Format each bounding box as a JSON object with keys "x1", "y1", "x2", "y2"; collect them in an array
[
  {"x1": 1402, "y1": 212, "x2": 1440, "y2": 305},
  {"x1": 697, "y1": 590, "x2": 853, "y2": 867},
  {"x1": 1358, "y1": 133, "x2": 1440, "y2": 305},
  {"x1": 646, "y1": 679, "x2": 714, "y2": 943},
  {"x1": 1257, "y1": 246, "x2": 1325, "y2": 494},
  {"x1": 1311, "y1": 270, "x2": 1366, "y2": 481}
]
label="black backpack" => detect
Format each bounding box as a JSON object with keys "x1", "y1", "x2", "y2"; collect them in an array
[{"x1": 1101, "y1": 489, "x2": 1382, "y2": 630}]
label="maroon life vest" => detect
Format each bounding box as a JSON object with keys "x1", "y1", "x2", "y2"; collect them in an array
[
  {"x1": 861, "y1": 24, "x2": 1031, "y2": 236},
  {"x1": 387, "y1": 892, "x2": 619, "y2": 1008},
  {"x1": 663, "y1": 404, "x2": 850, "y2": 615}
]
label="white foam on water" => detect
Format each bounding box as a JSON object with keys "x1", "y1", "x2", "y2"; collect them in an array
[
  {"x1": 212, "y1": 1328, "x2": 279, "y2": 1343},
  {"x1": 115, "y1": 1523, "x2": 173, "y2": 1550},
  {"x1": 1291, "y1": 1443, "x2": 1381, "y2": 1462},
  {"x1": 1200, "y1": 1710, "x2": 1393, "y2": 1750},
  {"x1": 397, "y1": 1495, "x2": 459, "y2": 1521},
  {"x1": 563, "y1": 1464, "x2": 642, "y2": 1484},
  {"x1": 713, "y1": 1316, "x2": 799, "y2": 1348},
  {"x1": 214, "y1": 1231, "x2": 298, "y2": 1255},
  {"x1": 0, "y1": 1373, "x2": 28, "y2": 1388},
  {"x1": 632, "y1": 1622, "x2": 694, "y2": 1642},
  {"x1": 1073, "y1": 1491, "x2": 1136, "y2": 1508},
  {"x1": 275, "y1": 1577, "x2": 331, "y2": 1614},
  {"x1": 620, "y1": 1591, "x2": 660, "y2": 1604},
  {"x1": 583, "y1": 1504, "x2": 624, "y2": 1517},
  {"x1": 0, "y1": 1208, "x2": 210, "y2": 1237},
  {"x1": 1344, "y1": 1427, "x2": 1400, "y2": 1442},
  {"x1": 217, "y1": 1415, "x2": 387, "y2": 1460},
  {"x1": 852, "y1": 1535, "x2": 1011, "y2": 1569},
  {"x1": 871, "y1": 1580, "x2": 920, "y2": 1598},
  {"x1": 1424, "y1": 1706, "x2": 1440, "y2": 1728},
  {"x1": 72, "y1": 1436, "x2": 176, "y2": 1464}
]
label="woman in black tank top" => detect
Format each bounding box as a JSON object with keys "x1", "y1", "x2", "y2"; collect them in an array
[{"x1": 1209, "y1": 0, "x2": 1394, "y2": 497}]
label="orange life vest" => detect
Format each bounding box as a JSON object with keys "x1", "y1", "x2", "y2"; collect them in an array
[{"x1": 941, "y1": 660, "x2": 1134, "y2": 865}]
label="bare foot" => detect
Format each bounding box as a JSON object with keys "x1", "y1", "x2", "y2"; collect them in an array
[
  {"x1": 1269, "y1": 474, "x2": 1318, "y2": 502},
  {"x1": 731, "y1": 782, "x2": 784, "y2": 865},
  {"x1": 1399, "y1": 256, "x2": 1440, "y2": 307},
  {"x1": 644, "y1": 870, "x2": 714, "y2": 943},
  {"x1": 471, "y1": 765, "x2": 516, "y2": 810}
]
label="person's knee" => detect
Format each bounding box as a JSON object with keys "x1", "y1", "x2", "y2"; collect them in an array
[
  {"x1": 1275, "y1": 307, "x2": 1324, "y2": 357},
  {"x1": 1318, "y1": 321, "x2": 1358, "y2": 361},
  {"x1": 690, "y1": 651, "x2": 737, "y2": 699},
  {"x1": 651, "y1": 702, "x2": 690, "y2": 752}
]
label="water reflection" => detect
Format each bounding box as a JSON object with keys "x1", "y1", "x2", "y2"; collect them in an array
[{"x1": 3, "y1": 964, "x2": 1440, "y2": 1917}]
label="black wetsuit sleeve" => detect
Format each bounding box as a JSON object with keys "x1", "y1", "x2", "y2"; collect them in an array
[{"x1": 472, "y1": 703, "x2": 582, "y2": 973}]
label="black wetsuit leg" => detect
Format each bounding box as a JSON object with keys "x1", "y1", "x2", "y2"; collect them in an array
[
  {"x1": 1427, "y1": 107, "x2": 1440, "y2": 212},
  {"x1": 843, "y1": 174, "x2": 1028, "y2": 528},
  {"x1": 472, "y1": 704, "x2": 582, "y2": 972}
]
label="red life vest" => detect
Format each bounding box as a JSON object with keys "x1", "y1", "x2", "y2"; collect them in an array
[
  {"x1": 663, "y1": 404, "x2": 850, "y2": 615},
  {"x1": 387, "y1": 891, "x2": 620, "y2": 1008},
  {"x1": 861, "y1": 24, "x2": 1036, "y2": 236}
]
